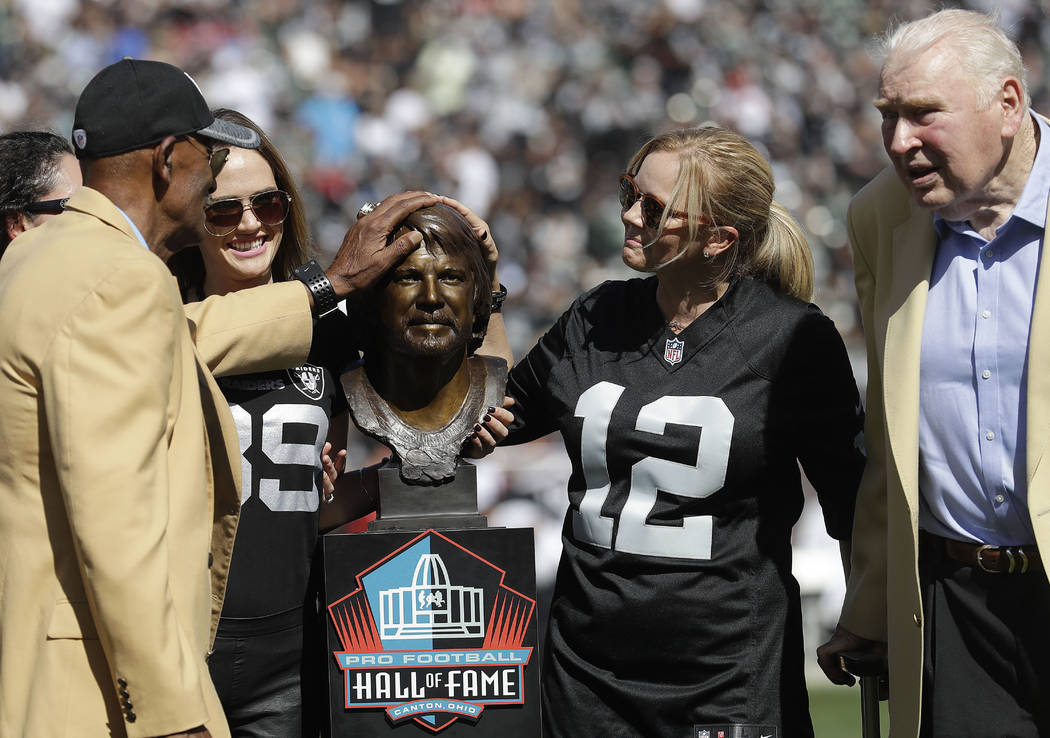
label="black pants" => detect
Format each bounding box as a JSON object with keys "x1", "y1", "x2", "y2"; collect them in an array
[
  {"x1": 209, "y1": 608, "x2": 310, "y2": 738},
  {"x1": 919, "y1": 534, "x2": 1050, "y2": 737}
]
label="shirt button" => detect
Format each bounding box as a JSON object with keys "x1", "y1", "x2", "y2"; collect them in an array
[
  {"x1": 982, "y1": 369, "x2": 991, "y2": 379},
  {"x1": 982, "y1": 310, "x2": 991, "y2": 319},
  {"x1": 985, "y1": 249, "x2": 995, "y2": 259},
  {"x1": 995, "y1": 494, "x2": 1005, "y2": 504},
  {"x1": 986, "y1": 431, "x2": 996, "y2": 441}
]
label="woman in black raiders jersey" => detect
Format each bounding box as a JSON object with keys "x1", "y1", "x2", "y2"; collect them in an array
[
  {"x1": 171, "y1": 110, "x2": 513, "y2": 737},
  {"x1": 169, "y1": 109, "x2": 382, "y2": 737},
  {"x1": 503, "y1": 126, "x2": 866, "y2": 737}
]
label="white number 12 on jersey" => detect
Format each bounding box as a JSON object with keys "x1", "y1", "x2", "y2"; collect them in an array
[{"x1": 572, "y1": 381, "x2": 734, "y2": 560}]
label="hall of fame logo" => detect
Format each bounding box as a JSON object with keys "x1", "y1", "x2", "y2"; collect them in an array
[{"x1": 328, "y1": 530, "x2": 535, "y2": 733}]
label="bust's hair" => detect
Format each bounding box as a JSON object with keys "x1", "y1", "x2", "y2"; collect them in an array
[{"x1": 355, "y1": 203, "x2": 491, "y2": 354}]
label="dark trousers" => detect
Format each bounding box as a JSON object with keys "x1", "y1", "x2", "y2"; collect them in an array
[
  {"x1": 918, "y1": 533, "x2": 1050, "y2": 737},
  {"x1": 209, "y1": 608, "x2": 311, "y2": 738}
]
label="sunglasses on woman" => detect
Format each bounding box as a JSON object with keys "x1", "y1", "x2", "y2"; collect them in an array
[
  {"x1": 204, "y1": 189, "x2": 292, "y2": 237},
  {"x1": 618, "y1": 173, "x2": 693, "y2": 230},
  {"x1": 22, "y1": 198, "x2": 69, "y2": 216}
]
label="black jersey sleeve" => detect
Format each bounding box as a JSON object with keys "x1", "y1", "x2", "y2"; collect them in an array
[
  {"x1": 310, "y1": 307, "x2": 361, "y2": 376},
  {"x1": 781, "y1": 310, "x2": 866, "y2": 540},
  {"x1": 504, "y1": 301, "x2": 575, "y2": 445},
  {"x1": 307, "y1": 311, "x2": 353, "y2": 418},
  {"x1": 328, "y1": 365, "x2": 349, "y2": 418}
]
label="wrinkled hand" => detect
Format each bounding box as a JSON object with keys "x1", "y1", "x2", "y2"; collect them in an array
[
  {"x1": 321, "y1": 441, "x2": 348, "y2": 500},
  {"x1": 326, "y1": 191, "x2": 439, "y2": 299},
  {"x1": 816, "y1": 624, "x2": 884, "y2": 687},
  {"x1": 462, "y1": 397, "x2": 515, "y2": 459},
  {"x1": 439, "y1": 196, "x2": 499, "y2": 288}
]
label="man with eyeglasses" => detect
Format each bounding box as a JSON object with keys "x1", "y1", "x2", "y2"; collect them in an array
[
  {"x1": 0, "y1": 130, "x2": 81, "y2": 261},
  {"x1": 0, "y1": 58, "x2": 436, "y2": 738},
  {"x1": 817, "y1": 9, "x2": 1050, "y2": 737}
]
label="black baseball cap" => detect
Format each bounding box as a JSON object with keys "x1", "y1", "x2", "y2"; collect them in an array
[{"x1": 71, "y1": 58, "x2": 260, "y2": 159}]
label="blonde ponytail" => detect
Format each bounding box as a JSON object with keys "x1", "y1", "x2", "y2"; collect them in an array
[
  {"x1": 752, "y1": 201, "x2": 814, "y2": 302},
  {"x1": 628, "y1": 126, "x2": 815, "y2": 301}
]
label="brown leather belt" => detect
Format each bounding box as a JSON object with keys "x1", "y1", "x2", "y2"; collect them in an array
[{"x1": 923, "y1": 531, "x2": 1042, "y2": 574}]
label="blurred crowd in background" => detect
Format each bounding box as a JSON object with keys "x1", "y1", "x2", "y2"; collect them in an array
[{"x1": 3, "y1": 0, "x2": 1047, "y2": 642}]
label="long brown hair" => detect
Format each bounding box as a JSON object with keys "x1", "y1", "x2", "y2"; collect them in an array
[
  {"x1": 168, "y1": 108, "x2": 313, "y2": 299},
  {"x1": 625, "y1": 125, "x2": 814, "y2": 301}
]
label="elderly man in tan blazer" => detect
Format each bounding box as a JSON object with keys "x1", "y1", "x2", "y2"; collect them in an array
[
  {"x1": 0, "y1": 59, "x2": 435, "y2": 738},
  {"x1": 817, "y1": 10, "x2": 1050, "y2": 738}
]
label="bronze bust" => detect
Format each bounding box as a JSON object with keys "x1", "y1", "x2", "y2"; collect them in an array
[{"x1": 342, "y1": 204, "x2": 507, "y2": 484}]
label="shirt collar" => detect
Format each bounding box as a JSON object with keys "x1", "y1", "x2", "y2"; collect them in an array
[
  {"x1": 934, "y1": 110, "x2": 1050, "y2": 237},
  {"x1": 113, "y1": 205, "x2": 150, "y2": 250}
]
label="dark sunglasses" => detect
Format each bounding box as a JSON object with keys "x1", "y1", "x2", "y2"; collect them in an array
[
  {"x1": 204, "y1": 189, "x2": 292, "y2": 237},
  {"x1": 22, "y1": 198, "x2": 69, "y2": 216},
  {"x1": 182, "y1": 136, "x2": 230, "y2": 179},
  {"x1": 618, "y1": 173, "x2": 693, "y2": 230}
]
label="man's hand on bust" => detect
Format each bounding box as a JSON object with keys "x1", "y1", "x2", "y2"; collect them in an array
[{"x1": 326, "y1": 191, "x2": 439, "y2": 299}]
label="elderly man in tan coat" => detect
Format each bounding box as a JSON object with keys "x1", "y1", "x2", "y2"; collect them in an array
[
  {"x1": 818, "y1": 10, "x2": 1050, "y2": 738},
  {"x1": 0, "y1": 58, "x2": 435, "y2": 738}
]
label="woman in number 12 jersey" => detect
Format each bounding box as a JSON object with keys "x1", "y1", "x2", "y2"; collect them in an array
[{"x1": 502, "y1": 126, "x2": 866, "y2": 737}]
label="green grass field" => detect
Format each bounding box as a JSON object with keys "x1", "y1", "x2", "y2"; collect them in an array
[{"x1": 809, "y1": 684, "x2": 889, "y2": 738}]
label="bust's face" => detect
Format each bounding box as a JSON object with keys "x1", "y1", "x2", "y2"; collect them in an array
[{"x1": 377, "y1": 243, "x2": 475, "y2": 358}]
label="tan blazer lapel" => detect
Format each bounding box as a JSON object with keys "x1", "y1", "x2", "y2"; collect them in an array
[
  {"x1": 881, "y1": 208, "x2": 937, "y2": 516},
  {"x1": 62, "y1": 187, "x2": 141, "y2": 243},
  {"x1": 1026, "y1": 205, "x2": 1050, "y2": 530},
  {"x1": 194, "y1": 356, "x2": 242, "y2": 642}
]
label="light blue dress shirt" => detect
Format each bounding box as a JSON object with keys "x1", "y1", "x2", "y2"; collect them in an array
[
  {"x1": 917, "y1": 112, "x2": 1049, "y2": 545},
  {"x1": 115, "y1": 205, "x2": 150, "y2": 249}
]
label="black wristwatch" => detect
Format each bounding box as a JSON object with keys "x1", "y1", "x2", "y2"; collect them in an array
[
  {"x1": 490, "y1": 283, "x2": 508, "y2": 313},
  {"x1": 292, "y1": 260, "x2": 339, "y2": 316}
]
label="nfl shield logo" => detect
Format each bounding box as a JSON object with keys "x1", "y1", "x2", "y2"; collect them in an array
[{"x1": 664, "y1": 337, "x2": 684, "y2": 365}]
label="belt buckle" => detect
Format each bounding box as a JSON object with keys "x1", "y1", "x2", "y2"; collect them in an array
[
  {"x1": 975, "y1": 544, "x2": 1031, "y2": 574},
  {"x1": 1017, "y1": 548, "x2": 1030, "y2": 574},
  {"x1": 975, "y1": 544, "x2": 1004, "y2": 574}
]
